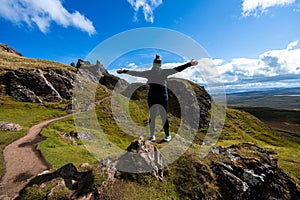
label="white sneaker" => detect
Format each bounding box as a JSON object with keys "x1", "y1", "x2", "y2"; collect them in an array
[
  {"x1": 163, "y1": 135, "x2": 172, "y2": 142},
  {"x1": 150, "y1": 135, "x2": 156, "y2": 142}
]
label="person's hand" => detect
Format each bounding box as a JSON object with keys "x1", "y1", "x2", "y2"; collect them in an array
[
  {"x1": 190, "y1": 59, "x2": 198, "y2": 66},
  {"x1": 117, "y1": 68, "x2": 125, "y2": 74}
]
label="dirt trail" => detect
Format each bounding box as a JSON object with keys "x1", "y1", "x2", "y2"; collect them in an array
[
  {"x1": 0, "y1": 114, "x2": 72, "y2": 199},
  {"x1": 0, "y1": 96, "x2": 110, "y2": 199}
]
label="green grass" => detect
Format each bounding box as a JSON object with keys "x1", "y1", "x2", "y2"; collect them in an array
[
  {"x1": 0, "y1": 96, "x2": 67, "y2": 176},
  {"x1": 37, "y1": 96, "x2": 149, "y2": 169},
  {"x1": 0, "y1": 95, "x2": 68, "y2": 176},
  {"x1": 0, "y1": 50, "x2": 73, "y2": 71},
  {"x1": 99, "y1": 175, "x2": 179, "y2": 200},
  {"x1": 36, "y1": 95, "x2": 300, "y2": 186},
  {"x1": 37, "y1": 116, "x2": 97, "y2": 169}
]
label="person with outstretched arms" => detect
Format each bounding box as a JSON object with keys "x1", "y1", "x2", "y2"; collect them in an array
[{"x1": 117, "y1": 54, "x2": 198, "y2": 142}]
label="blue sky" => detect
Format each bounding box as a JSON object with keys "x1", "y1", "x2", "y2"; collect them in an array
[{"x1": 1, "y1": 0, "x2": 300, "y2": 92}]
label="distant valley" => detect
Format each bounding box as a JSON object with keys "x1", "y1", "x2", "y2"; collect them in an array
[
  {"x1": 226, "y1": 87, "x2": 300, "y2": 145},
  {"x1": 226, "y1": 87, "x2": 300, "y2": 110}
]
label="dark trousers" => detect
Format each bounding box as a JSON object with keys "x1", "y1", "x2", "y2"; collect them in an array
[{"x1": 147, "y1": 92, "x2": 169, "y2": 137}]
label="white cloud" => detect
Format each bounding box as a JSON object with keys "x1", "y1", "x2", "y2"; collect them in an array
[
  {"x1": 215, "y1": 40, "x2": 300, "y2": 90},
  {"x1": 287, "y1": 40, "x2": 298, "y2": 50},
  {"x1": 127, "y1": 62, "x2": 140, "y2": 69},
  {"x1": 0, "y1": 0, "x2": 96, "y2": 35},
  {"x1": 127, "y1": 0, "x2": 163, "y2": 23},
  {"x1": 111, "y1": 41, "x2": 300, "y2": 93},
  {"x1": 242, "y1": 0, "x2": 296, "y2": 16}
]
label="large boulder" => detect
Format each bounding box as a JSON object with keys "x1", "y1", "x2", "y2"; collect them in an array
[{"x1": 116, "y1": 136, "x2": 164, "y2": 181}]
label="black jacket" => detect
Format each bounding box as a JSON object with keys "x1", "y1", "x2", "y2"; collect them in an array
[{"x1": 124, "y1": 63, "x2": 191, "y2": 94}]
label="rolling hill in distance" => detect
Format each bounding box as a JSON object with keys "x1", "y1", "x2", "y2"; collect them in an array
[
  {"x1": 226, "y1": 86, "x2": 300, "y2": 147},
  {"x1": 0, "y1": 44, "x2": 299, "y2": 199},
  {"x1": 226, "y1": 87, "x2": 300, "y2": 110}
]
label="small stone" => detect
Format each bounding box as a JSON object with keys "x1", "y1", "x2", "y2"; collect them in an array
[
  {"x1": 76, "y1": 131, "x2": 95, "y2": 141},
  {"x1": 80, "y1": 163, "x2": 90, "y2": 168},
  {"x1": 0, "y1": 122, "x2": 22, "y2": 131}
]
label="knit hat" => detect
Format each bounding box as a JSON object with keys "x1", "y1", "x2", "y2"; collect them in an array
[{"x1": 153, "y1": 54, "x2": 162, "y2": 64}]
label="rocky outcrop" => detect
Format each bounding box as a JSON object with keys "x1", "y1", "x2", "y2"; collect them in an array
[
  {"x1": 44, "y1": 69, "x2": 74, "y2": 99},
  {"x1": 0, "y1": 122, "x2": 22, "y2": 131},
  {"x1": 3, "y1": 69, "x2": 74, "y2": 102},
  {"x1": 99, "y1": 74, "x2": 129, "y2": 90},
  {"x1": 210, "y1": 143, "x2": 300, "y2": 200},
  {"x1": 73, "y1": 59, "x2": 128, "y2": 91},
  {"x1": 168, "y1": 78, "x2": 211, "y2": 128},
  {"x1": 0, "y1": 44, "x2": 23, "y2": 56},
  {"x1": 170, "y1": 143, "x2": 300, "y2": 200},
  {"x1": 117, "y1": 136, "x2": 164, "y2": 181},
  {"x1": 0, "y1": 56, "x2": 128, "y2": 102},
  {"x1": 75, "y1": 59, "x2": 107, "y2": 83}
]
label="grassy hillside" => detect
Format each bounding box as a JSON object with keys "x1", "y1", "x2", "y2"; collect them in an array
[
  {"x1": 0, "y1": 50, "x2": 72, "y2": 72},
  {"x1": 232, "y1": 107, "x2": 300, "y2": 139},
  {"x1": 0, "y1": 47, "x2": 299, "y2": 199},
  {"x1": 2, "y1": 83, "x2": 299, "y2": 199},
  {"x1": 36, "y1": 95, "x2": 300, "y2": 182},
  {"x1": 18, "y1": 101, "x2": 300, "y2": 199}
]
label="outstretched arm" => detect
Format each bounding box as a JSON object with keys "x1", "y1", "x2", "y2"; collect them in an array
[
  {"x1": 174, "y1": 59, "x2": 198, "y2": 72},
  {"x1": 116, "y1": 68, "x2": 150, "y2": 78},
  {"x1": 116, "y1": 68, "x2": 128, "y2": 74},
  {"x1": 163, "y1": 59, "x2": 199, "y2": 76}
]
